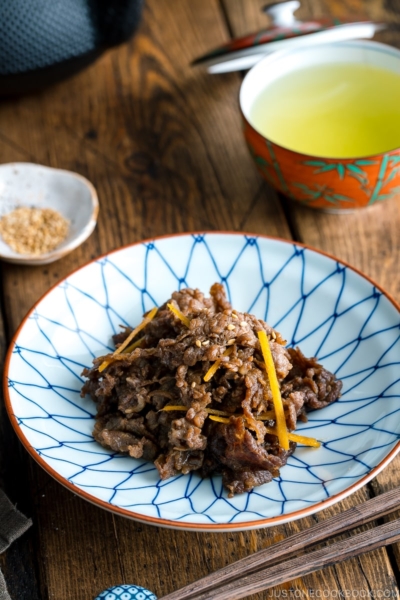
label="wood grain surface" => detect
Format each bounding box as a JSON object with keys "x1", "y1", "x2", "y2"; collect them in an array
[{"x1": 0, "y1": 1, "x2": 399, "y2": 599}]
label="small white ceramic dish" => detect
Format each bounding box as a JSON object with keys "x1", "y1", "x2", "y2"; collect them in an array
[
  {"x1": 0, "y1": 163, "x2": 99, "y2": 265},
  {"x1": 4, "y1": 232, "x2": 400, "y2": 531}
]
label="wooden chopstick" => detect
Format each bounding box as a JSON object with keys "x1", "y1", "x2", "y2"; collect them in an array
[
  {"x1": 186, "y1": 518, "x2": 400, "y2": 600},
  {"x1": 159, "y1": 487, "x2": 400, "y2": 600}
]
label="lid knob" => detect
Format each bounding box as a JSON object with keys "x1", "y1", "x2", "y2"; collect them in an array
[{"x1": 263, "y1": 0, "x2": 301, "y2": 27}]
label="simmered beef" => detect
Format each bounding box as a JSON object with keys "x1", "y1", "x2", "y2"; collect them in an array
[{"x1": 81, "y1": 284, "x2": 342, "y2": 496}]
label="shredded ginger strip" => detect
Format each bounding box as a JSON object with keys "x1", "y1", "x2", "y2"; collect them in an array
[
  {"x1": 167, "y1": 303, "x2": 191, "y2": 328},
  {"x1": 208, "y1": 415, "x2": 229, "y2": 424},
  {"x1": 165, "y1": 304, "x2": 233, "y2": 383},
  {"x1": 208, "y1": 416, "x2": 320, "y2": 447},
  {"x1": 160, "y1": 408, "x2": 320, "y2": 447},
  {"x1": 264, "y1": 426, "x2": 320, "y2": 448},
  {"x1": 256, "y1": 410, "x2": 276, "y2": 421},
  {"x1": 98, "y1": 307, "x2": 158, "y2": 373},
  {"x1": 123, "y1": 336, "x2": 145, "y2": 354},
  {"x1": 257, "y1": 330, "x2": 289, "y2": 451},
  {"x1": 204, "y1": 348, "x2": 233, "y2": 382},
  {"x1": 161, "y1": 406, "x2": 233, "y2": 417}
]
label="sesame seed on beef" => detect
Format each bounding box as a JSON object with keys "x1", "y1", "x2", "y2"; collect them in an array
[{"x1": 81, "y1": 283, "x2": 342, "y2": 495}]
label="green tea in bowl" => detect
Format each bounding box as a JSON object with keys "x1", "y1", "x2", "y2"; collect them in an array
[
  {"x1": 250, "y1": 62, "x2": 400, "y2": 158},
  {"x1": 240, "y1": 40, "x2": 400, "y2": 211}
]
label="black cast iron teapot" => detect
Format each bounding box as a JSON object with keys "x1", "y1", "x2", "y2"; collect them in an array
[{"x1": 0, "y1": 0, "x2": 143, "y2": 96}]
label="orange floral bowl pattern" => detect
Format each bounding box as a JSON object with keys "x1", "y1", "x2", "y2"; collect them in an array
[
  {"x1": 243, "y1": 118, "x2": 400, "y2": 211},
  {"x1": 239, "y1": 40, "x2": 400, "y2": 212}
]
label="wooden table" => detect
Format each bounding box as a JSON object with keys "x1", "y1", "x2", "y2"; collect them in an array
[{"x1": 1, "y1": 1, "x2": 400, "y2": 598}]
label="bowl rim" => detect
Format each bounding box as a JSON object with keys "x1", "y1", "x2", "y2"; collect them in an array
[
  {"x1": 4, "y1": 230, "x2": 400, "y2": 531},
  {"x1": 0, "y1": 162, "x2": 99, "y2": 264},
  {"x1": 239, "y1": 39, "x2": 400, "y2": 161}
]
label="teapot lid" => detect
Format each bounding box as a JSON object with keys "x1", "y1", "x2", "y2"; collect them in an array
[{"x1": 192, "y1": 1, "x2": 385, "y2": 73}]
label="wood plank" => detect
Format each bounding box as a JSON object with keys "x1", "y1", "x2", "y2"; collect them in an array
[
  {"x1": 0, "y1": 141, "x2": 43, "y2": 599},
  {"x1": 0, "y1": 290, "x2": 41, "y2": 599},
  {"x1": 0, "y1": 5, "x2": 290, "y2": 251},
  {"x1": 114, "y1": 487, "x2": 400, "y2": 600},
  {"x1": 0, "y1": 4, "x2": 290, "y2": 331},
  {"x1": 0, "y1": 1, "x2": 292, "y2": 599},
  {"x1": 257, "y1": 4, "x2": 400, "y2": 575},
  {"x1": 221, "y1": 0, "x2": 400, "y2": 596},
  {"x1": 2, "y1": 0, "x2": 398, "y2": 598}
]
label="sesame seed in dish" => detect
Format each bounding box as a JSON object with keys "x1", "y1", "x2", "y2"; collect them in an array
[{"x1": 0, "y1": 207, "x2": 69, "y2": 256}]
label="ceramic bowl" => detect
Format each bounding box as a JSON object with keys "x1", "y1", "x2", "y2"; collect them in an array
[
  {"x1": 240, "y1": 40, "x2": 400, "y2": 212},
  {"x1": 4, "y1": 232, "x2": 400, "y2": 531},
  {"x1": 95, "y1": 585, "x2": 157, "y2": 600},
  {"x1": 0, "y1": 163, "x2": 99, "y2": 265}
]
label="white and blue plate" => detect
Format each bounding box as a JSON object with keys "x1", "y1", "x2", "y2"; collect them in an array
[
  {"x1": 4, "y1": 232, "x2": 400, "y2": 531},
  {"x1": 94, "y1": 585, "x2": 157, "y2": 600}
]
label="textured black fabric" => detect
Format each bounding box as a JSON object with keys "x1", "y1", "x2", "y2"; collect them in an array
[
  {"x1": 0, "y1": 489, "x2": 32, "y2": 600},
  {"x1": 0, "y1": 0, "x2": 143, "y2": 75},
  {"x1": 0, "y1": 490, "x2": 32, "y2": 553},
  {"x1": 0, "y1": 569, "x2": 11, "y2": 600}
]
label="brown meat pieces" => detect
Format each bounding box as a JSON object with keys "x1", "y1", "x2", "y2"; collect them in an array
[
  {"x1": 93, "y1": 415, "x2": 158, "y2": 460},
  {"x1": 81, "y1": 283, "x2": 342, "y2": 496},
  {"x1": 203, "y1": 417, "x2": 295, "y2": 496},
  {"x1": 282, "y1": 347, "x2": 343, "y2": 411}
]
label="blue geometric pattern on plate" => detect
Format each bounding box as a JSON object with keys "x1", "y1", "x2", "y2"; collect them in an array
[
  {"x1": 94, "y1": 585, "x2": 157, "y2": 600},
  {"x1": 6, "y1": 233, "x2": 400, "y2": 530}
]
